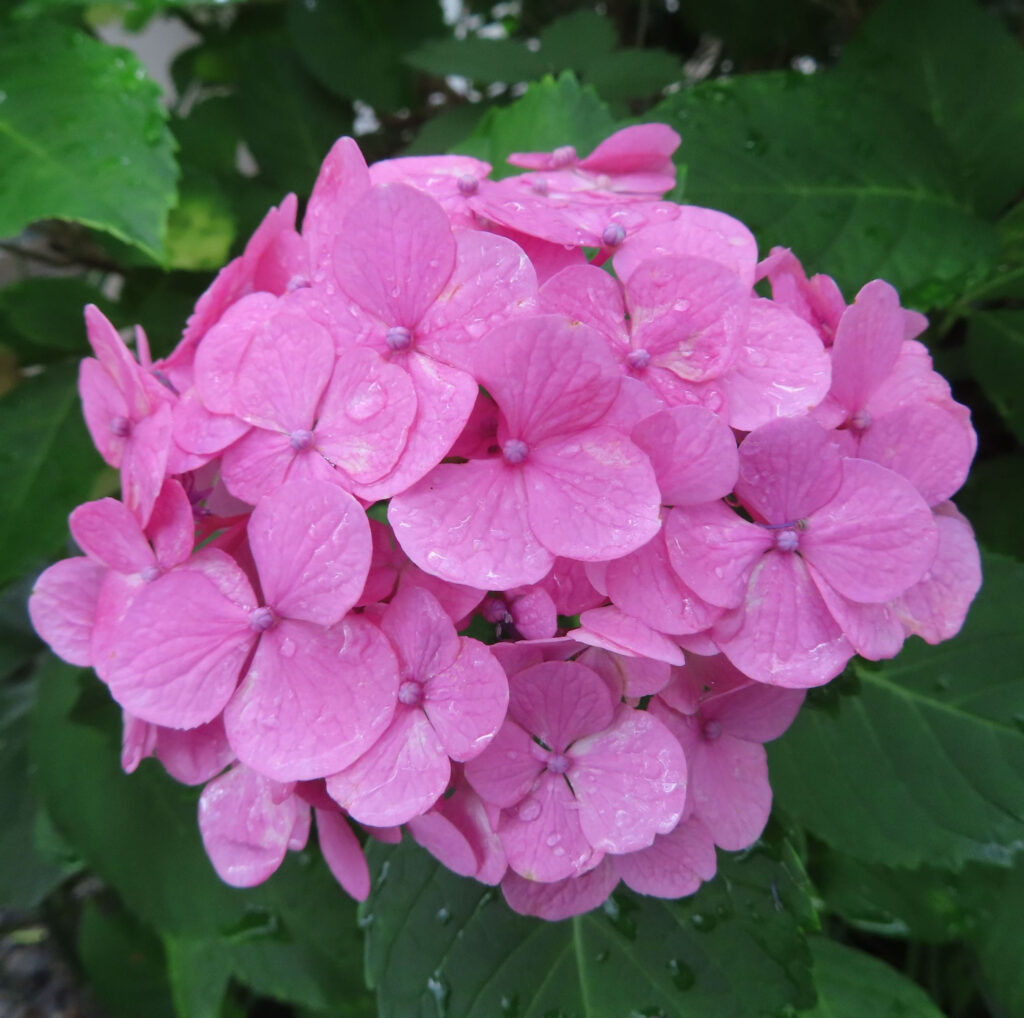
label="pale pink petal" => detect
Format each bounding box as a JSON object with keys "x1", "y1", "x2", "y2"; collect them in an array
[
  {"x1": 499, "y1": 772, "x2": 595, "y2": 881},
  {"x1": 829, "y1": 280, "x2": 904, "y2": 411},
  {"x1": 121, "y1": 713, "x2": 157, "y2": 773},
  {"x1": 316, "y1": 808, "x2": 371, "y2": 901},
  {"x1": 382, "y1": 584, "x2": 461, "y2": 680},
  {"x1": 575, "y1": 605, "x2": 687, "y2": 666},
  {"x1": 538, "y1": 264, "x2": 630, "y2": 350},
  {"x1": 84, "y1": 305, "x2": 147, "y2": 415},
  {"x1": 288, "y1": 805, "x2": 311, "y2": 851},
  {"x1": 198, "y1": 766, "x2": 298, "y2": 887},
  {"x1": 720, "y1": 299, "x2": 832, "y2": 431},
  {"x1": 463, "y1": 720, "x2": 544, "y2": 809},
  {"x1": 219, "y1": 427, "x2": 301, "y2": 504},
  {"x1": 735, "y1": 418, "x2": 843, "y2": 524},
  {"x1": 147, "y1": 479, "x2": 195, "y2": 568},
  {"x1": 525, "y1": 428, "x2": 661, "y2": 561},
  {"x1": 537, "y1": 557, "x2": 606, "y2": 615},
  {"x1": 689, "y1": 734, "x2": 771, "y2": 850},
  {"x1": 390, "y1": 458, "x2": 554, "y2": 588},
  {"x1": 502, "y1": 858, "x2": 618, "y2": 919},
  {"x1": 333, "y1": 184, "x2": 455, "y2": 326},
  {"x1": 225, "y1": 615, "x2": 398, "y2": 781},
  {"x1": 120, "y1": 403, "x2": 172, "y2": 526},
  {"x1": 802, "y1": 458, "x2": 938, "y2": 602},
  {"x1": 664, "y1": 502, "x2": 772, "y2": 608},
  {"x1": 576, "y1": 647, "x2": 672, "y2": 699},
  {"x1": 615, "y1": 818, "x2": 717, "y2": 899},
  {"x1": 303, "y1": 137, "x2": 371, "y2": 277},
  {"x1": 249, "y1": 479, "x2": 371, "y2": 625},
  {"x1": 632, "y1": 406, "x2": 738, "y2": 506},
  {"x1": 892, "y1": 502, "x2": 982, "y2": 644},
  {"x1": 70, "y1": 498, "x2": 152, "y2": 574},
  {"x1": 714, "y1": 551, "x2": 852, "y2": 688},
  {"x1": 417, "y1": 231, "x2": 538, "y2": 372},
  {"x1": 509, "y1": 660, "x2": 615, "y2": 751},
  {"x1": 571, "y1": 706, "x2": 687, "y2": 853},
  {"x1": 156, "y1": 717, "x2": 234, "y2": 785},
  {"x1": 407, "y1": 810, "x2": 480, "y2": 879},
  {"x1": 171, "y1": 387, "x2": 249, "y2": 462},
  {"x1": 29, "y1": 558, "x2": 106, "y2": 666},
  {"x1": 809, "y1": 569, "x2": 907, "y2": 660},
  {"x1": 325, "y1": 705, "x2": 449, "y2": 826}
]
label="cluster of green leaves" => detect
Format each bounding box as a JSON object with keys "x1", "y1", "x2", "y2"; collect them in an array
[{"x1": 2, "y1": 1, "x2": 1023, "y2": 1016}]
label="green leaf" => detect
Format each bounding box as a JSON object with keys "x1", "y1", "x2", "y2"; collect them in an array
[
  {"x1": 965, "y1": 855, "x2": 1024, "y2": 1018},
  {"x1": 802, "y1": 937, "x2": 945, "y2": 1018},
  {"x1": 363, "y1": 837, "x2": 814, "y2": 1018},
  {"x1": 0, "y1": 277, "x2": 110, "y2": 364},
  {"x1": 0, "y1": 23, "x2": 178, "y2": 261},
  {"x1": 538, "y1": 10, "x2": 617, "y2": 72},
  {"x1": 0, "y1": 363, "x2": 104, "y2": 587},
  {"x1": 967, "y1": 311, "x2": 1024, "y2": 443},
  {"x1": 455, "y1": 73, "x2": 615, "y2": 178},
  {"x1": 405, "y1": 37, "x2": 545, "y2": 85},
  {"x1": 955, "y1": 456, "x2": 1024, "y2": 562},
  {"x1": 840, "y1": 0, "x2": 1024, "y2": 217},
  {"x1": 649, "y1": 71, "x2": 997, "y2": 300},
  {"x1": 769, "y1": 553, "x2": 1024, "y2": 869},
  {"x1": 164, "y1": 166, "x2": 236, "y2": 271},
  {"x1": 164, "y1": 937, "x2": 232, "y2": 1018},
  {"x1": 585, "y1": 49, "x2": 681, "y2": 102}
]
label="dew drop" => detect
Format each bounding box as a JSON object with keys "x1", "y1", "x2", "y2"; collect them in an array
[
  {"x1": 518, "y1": 800, "x2": 542, "y2": 822},
  {"x1": 356, "y1": 911, "x2": 375, "y2": 929},
  {"x1": 436, "y1": 906, "x2": 452, "y2": 924},
  {"x1": 690, "y1": 911, "x2": 716, "y2": 932},
  {"x1": 668, "y1": 958, "x2": 696, "y2": 991},
  {"x1": 427, "y1": 971, "x2": 450, "y2": 1016}
]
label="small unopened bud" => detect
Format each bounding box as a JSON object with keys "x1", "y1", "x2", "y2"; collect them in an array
[
  {"x1": 601, "y1": 222, "x2": 626, "y2": 247},
  {"x1": 386, "y1": 326, "x2": 412, "y2": 352}
]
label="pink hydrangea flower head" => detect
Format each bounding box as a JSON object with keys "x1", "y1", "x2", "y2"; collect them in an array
[{"x1": 369, "y1": 153, "x2": 492, "y2": 228}]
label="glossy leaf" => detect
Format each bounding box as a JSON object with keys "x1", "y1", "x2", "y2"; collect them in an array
[{"x1": 967, "y1": 311, "x2": 1024, "y2": 443}]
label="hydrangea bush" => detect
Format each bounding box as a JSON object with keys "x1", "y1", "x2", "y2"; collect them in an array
[{"x1": 28, "y1": 124, "x2": 981, "y2": 923}]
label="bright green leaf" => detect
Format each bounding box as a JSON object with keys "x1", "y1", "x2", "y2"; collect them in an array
[
  {"x1": 164, "y1": 937, "x2": 232, "y2": 1018},
  {"x1": 164, "y1": 167, "x2": 235, "y2": 271},
  {"x1": 769, "y1": 553, "x2": 1024, "y2": 869},
  {"x1": 967, "y1": 311, "x2": 1024, "y2": 443},
  {"x1": 363, "y1": 837, "x2": 814, "y2": 1018},
  {"x1": 0, "y1": 23, "x2": 178, "y2": 261}
]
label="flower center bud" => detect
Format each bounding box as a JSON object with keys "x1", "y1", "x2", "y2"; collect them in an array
[
  {"x1": 289, "y1": 428, "x2": 314, "y2": 451},
  {"x1": 248, "y1": 606, "x2": 276, "y2": 632},
  {"x1": 481, "y1": 596, "x2": 510, "y2": 625},
  {"x1": 702, "y1": 720, "x2": 723, "y2": 741},
  {"x1": 140, "y1": 565, "x2": 161, "y2": 584},
  {"x1": 457, "y1": 174, "x2": 479, "y2": 195},
  {"x1": 502, "y1": 438, "x2": 529, "y2": 464},
  {"x1": 109, "y1": 416, "x2": 132, "y2": 437},
  {"x1": 595, "y1": 173, "x2": 613, "y2": 190},
  {"x1": 850, "y1": 409, "x2": 873, "y2": 432},
  {"x1": 775, "y1": 529, "x2": 800, "y2": 552},
  {"x1": 601, "y1": 222, "x2": 626, "y2": 247},
  {"x1": 626, "y1": 348, "x2": 651, "y2": 370},
  {"x1": 531, "y1": 177, "x2": 549, "y2": 196},
  {"x1": 552, "y1": 145, "x2": 576, "y2": 168},
  {"x1": 386, "y1": 325, "x2": 412, "y2": 352},
  {"x1": 286, "y1": 275, "x2": 310, "y2": 293},
  {"x1": 546, "y1": 752, "x2": 570, "y2": 774},
  {"x1": 398, "y1": 679, "x2": 424, "y2": 707}
]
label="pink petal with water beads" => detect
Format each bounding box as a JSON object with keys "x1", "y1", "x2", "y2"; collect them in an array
[
  {"x1": 463, "y1": 720, "x2": 544, "y2": 810},
  {"x1": 576, "y1": 647, "x2": 672, "y2": 700},
  {"x1": 120, "y1": 402, "x2": 173, "y2": 526},
  {"x1": 218, "y1": 428, "x2": 316, "y2": 505},
  {"x1": 333, "y1": 184, "x2": 455, "y2": 327},
  {"x1": 408, "y1": 810, "x2": 480, "y2": 879},
  {"x1": 395, "y1": 562, "x2": 485, "y2": 627},
  {"x1": 484, "y1": 222, "x2": 587, "y2": 284},
  {"x1": 156, "y1": 717, "x2": 234, "y2": 786},
  {"x1": 615, "y1": 817, "x2": 717, "y2": 899},
  {"x1": 509, "y1": 661, "x2": 615, "y2": 752},
  {"x1": 303, "y1": 137, "x2": 371, "y2": 278},
  {"x1": 576, "y1": 605, "x2": 687, "y2": 666},
  {"x1": 713, "y1": 551, "x2": 852, "y2": 688},
  {"x1": 316, "y1": 808, "x2": 371, "y2": 901},
  {"x1": 801, "y1": 458, "x2": 938, "y2": 603},
  {"x1": 84, "y1": 305, "x2": 147, "y2": 416},
  {"x1": 70, "y1": 498, "x2": 153, "y2": 575},
  {"x1": 892, "y1": 503, "x2": 982, "y2": 644},
  {"x1": 225, "y1": 614, "x2": 397, "y2": 782},
  {"x1": 29, "y1": 557, "x2": 106, "y2": 666},
  {"x1": 720, "y1": 299, "x2": 832, "y2": 432},
  {"x1": 735, "y1": 418, "x2": 843, "y2": 525},
  {"x1": 829, "y1": 280, "x2": 904, "y2": 412},
  {"x1": 390, "y1": 458, "x2": 554, "y2": 589},
  {"x1": 369, "y1": 153, "x2": 490, "y2": 199},
  {"x1": 579, "y1": 123, "x2": 680, "y2": 178},
  {"x1": 633, "y1": 406, "x2": 738, "y2": 507},
  {"x1": 614, "y1": 207, "x2": 759, "y2": 287},
  {"x1": 538, "y1": 264, "x2": 631, "y2": 351},
  {"x1": 325, "y1": 705, "x2": 449, "y2": 826},
  {"x1": 525, "y1": 428, "x2": 661, "y2": 561},
  {"x1": 757, "y1": 247, "x2": 845, "y2": 345},
  {"x1": 499, "y1": 771, "x2": 596, "y2": 882},
  {"x1": 866, "y1": 340, "x2": 953, "y2": 415},
  {"x1": 604, "y1": 531, "x2": 723, "y2": 637},
  {"x1": 198, "y1": 765, "x2": 301, "y2": 888},
  {"x1": 248, "y1": 479, "x2": 370, "y2": 626},
  {"x1": 502, "y1": 858, "x2": 619, "y2": 920},
  {"x1": 382, "y1": 584, "x2": 460, "y2": 682},
  {"x1": 487, "y1": 638, "x2": 581, "y2": 679},
  {"x1": 538, "y1": 557, "x2": 606, "y2": 615},
  {"x1": 171, "y1": 388, "x2": 249, "y2": 466},
  {"x1": 807, "y1": 566, "x2": 907, "y2": 661},
  {"x1": 504, "y1": 586, "x2": 559, "y2": 641},
  {"x1": 103, "y1": 549, "x2": 257, "y2": 727},
  {"x1": 664, "y1": 502, "x2": 773, "y2": 609}
]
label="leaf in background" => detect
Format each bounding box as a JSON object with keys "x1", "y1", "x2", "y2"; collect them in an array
[
  {"x1": 286, "y1": 0, "x2": 444, "y2": 114},
  {"x1": 362, "y1": 837, "x2": 815, "y2": 1018},
  {"x1": 0, "y1": 278, "x2": 111, "y2": 365},
  {"x1": 802, "y1": 938, "x2": 946, "y2": 1018},
  {"x1": 839, "y1": 0, "x2": 1024, "y2": 218},
  {"x1": 967, "y1": 311, "x2": 1024, "y2": 443},
  {"x1": 405, "y1": 102, "x2": 491, "y2": 157},
  {"x1": 116, "y1": 269, "x2": 207, "y2": 360},
  {"x1": 585, "y1": 49, "x2": 682, "y2": 102},
  {"x1": 649, "y1": 71, "x2": 997, "y2": 302},
  {"x1": 164, "y1": 165, "x2": 236, "y2": 271},
  {"x1": 955, "y1": 456, "x2": 1024, "y2": 562},
  {"x1": 0, "y1": 23, "x2": 178, "y2": 262},
  {"x1": 769, "y1": 553, "x2": 1024, "y2": 869},
  {"x1": 163, "y1": 937, "x2": 233, "y2": 1018},
  {"x1": 0, "y1": 363, "x2": 104, "y2": 587},
  {"x1": 405, "y1": 37, "x2": 545, "y2": 85},
  {"x1": 455, "y1": 73, "x2": 614, "y2": 177},
  {"x1": 537, "y1": 10, "x2": 617, "y2": 72}
]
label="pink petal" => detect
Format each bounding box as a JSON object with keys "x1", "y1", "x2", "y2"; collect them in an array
[
  {"x1": 29, "y1": 558, "x2": 106, "y2": 666},
  {"x1": 171, "y1": 387, "x2": 249, "y2": 462},
  {"x1": 463, "y1": 720, "x2": 544, "y2": 809},
  {"x1": 120, "y1": 403, "x2": 172, "y2": 526},
  {"x1": 720, "y1": 299, "x2": 832, "y2": 431},
  {"x1": 509, "y1": 660, "x2": 615, "y2": 751},
  {"x1": 538, "y1": 264, "x2": 630, "y2": 350},
  {"x1": 325, "y1": 705, "x2": 449, "y2": 826},
  {"x1": 809, "y1": 569, "x2": 907, "y2": 661},
  {"x1": 866, "y1": 340, "x2": 953, "y2": 415},
  {"x1": 757, "y1": 247, "x2": 845, "y2": 344},
  {"x1": 802, "y1": 458, "x2": 938, "y2": 602},
  {"x1": 121, "y1": 712, "x2": 157, "y2": 773},
  {"x1": 219, "y1": 426, "x2": 305, "y2": 504},
  {"x1": 735, "y1": 418, "x2": 843, "y2": 524},
  {"x1": 198, "y1": 766, "x2": 299, "y2": 888},
  {"x1": 147, "y1": 479, "x2": 195, "y2": 568},
  {"x1": 225, "y1": 615, "x2": 398, "y2": 781},
  {"x1": 502, "y1": 858, "x2": 618, "y2": 919},
  {"x1": 390, "y1": 458, "x2": 554, "y2": 588},
  {"x1": 537, "y1": 557, "x2": 606, "y2": 615},
  {"x1": 249, "y1": 479, "x2": 371, "y2": 625},
  {"x1": 485, "y1": 222, "x2": 587, "y2": 284},
  {"x1": 506, "y1": 586, "x2": 558, "y2": 640},
  {"x1": 571, "y1": 706, "x2": 687, "y2": 853},
  {"x1": 303, "y1": 137, "x2": 371, "y2": 278},
  {"x1": 156, "y1": 717, "x2": 234, "y2": 785},
  {"x1": 79, "y1": 358, "x2": 128, "y2": 467},
  {"x1": 395, "y1": 563, "x2": 485, "y2": 625},
  {"x1": 84, "y1": 305, "x2": 147, "y2": 415},
  {"x1": 70, "y1": 498, "x2": 152, "y2": 574},
  {"x1": 575, "y1": 605, "x2": 687, "y2": 665},
  {"x1": 407, "y1": 810, "x2": 480, "y2": 879},
  {"x1": 316, "y1": 808, "x2": 371, "y2": 901},
  {"x1": 526, "y1": 428, "x2": 661, "y2": 561},
  {"x1": 615, "y1": 818, "x2": 717, "y2": 899},
  {"x1": 333, "y1": 184, "x2": 455, "y2": 327},
  {"x1": 632, "y1": 406, "x2": 738, "y2": 506},
  {"x1": 381, "y1": 584, "x2": 461, "y2": 681},
  {"x1": 577, "y1": 647, "x2": 672, "y2": 699}
]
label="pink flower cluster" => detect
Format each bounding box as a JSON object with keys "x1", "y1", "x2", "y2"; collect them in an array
[{"x1": 29, "y1": 126, "x2": 981, "y2": 921}]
